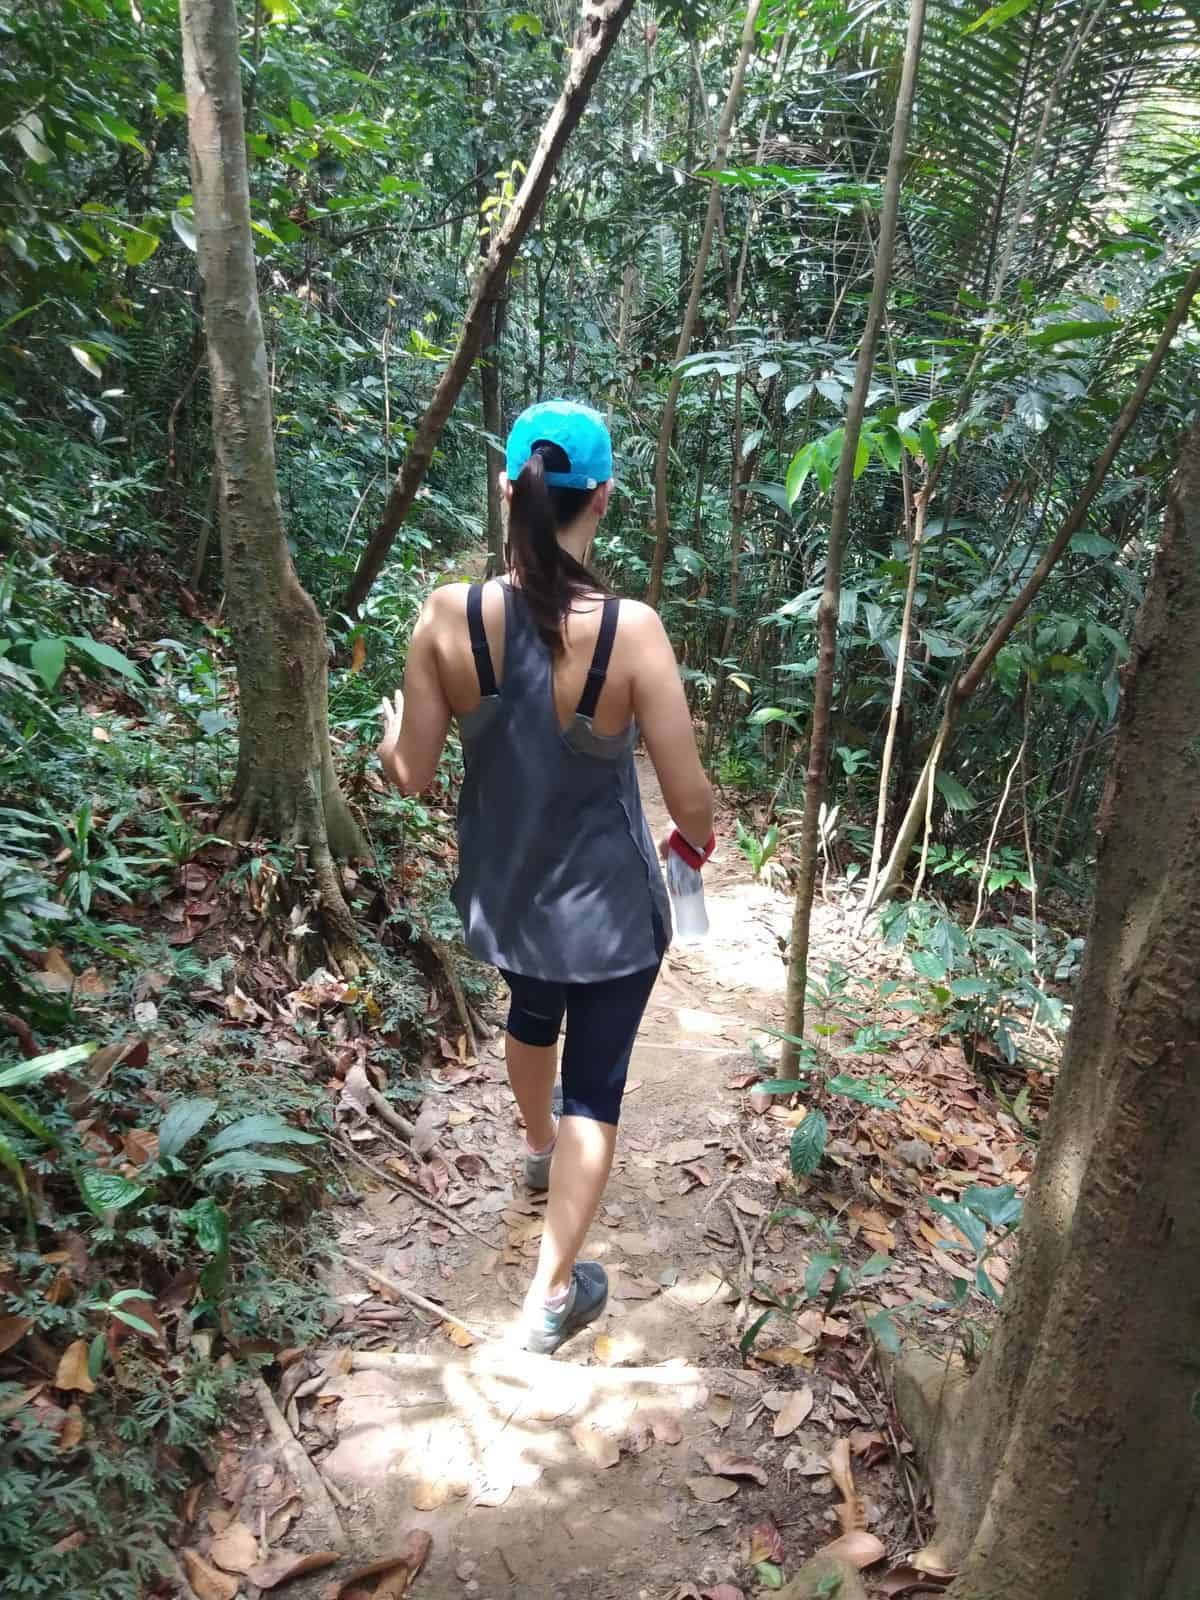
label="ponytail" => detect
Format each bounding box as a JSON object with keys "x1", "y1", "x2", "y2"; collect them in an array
[{"x1": 507, "y1": 439, "x2": 608, "y2": 655}]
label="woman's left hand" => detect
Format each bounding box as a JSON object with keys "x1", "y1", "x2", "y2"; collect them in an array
[{"x1": 378, "y1": 689, "x2": 404, "y2": 754}]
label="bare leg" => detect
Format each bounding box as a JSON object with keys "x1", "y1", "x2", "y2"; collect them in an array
[
  {"x1": 506, "y1": 1033, "x2": 557, "y2": 1152},
  {"x1": 529, "y1": 1115, "x2": 618, "y2": 1300}
]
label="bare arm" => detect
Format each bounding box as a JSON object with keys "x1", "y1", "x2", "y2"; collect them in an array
[
  {"x1": 377, "y1": 597, "x2": 452, "y2": 795},
  {"x1": 630, "y1": 607, "x2": 714, "y2": 848}
]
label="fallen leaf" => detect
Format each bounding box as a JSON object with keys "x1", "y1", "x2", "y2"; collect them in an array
[
  {"x1": 708, "y1": 1393, "x2": 734, "y2": 1430},
  {"x1": 731, "y1": 1192, "x2": 766, "y2": 1218},
  {"x1": 663, "y1": 1138, "x2": 708, "y2": 1165},
  {"x1": 210, "y1": 1521, "x2": 258, "y2": 1574},
  {"x1": 266, "y1": 1494, "x2": 302, "y2": 1541},
  {"x1": 441, "y1": 1321, "x2": 474, "y2": 1348},
  {"x1": 59, "y1": 1403, "x2": 84, "y2": 1450},
  {"x1": 122, "y1": 1129, "x2": 159, "y2": 1166},
  {"x1": 848, "y1": 1203, "x2": 896, "y2": 1253},
  {"x1": 682, "y1": 1162, "x2": 713, "y2": 1188},
  {"x1": 817, "y1": 1529, "x2": 886, "y2": 1569},
  {"x1": 702, "y1": 1452, "x2": 767, "y2": 1485},
  {"x1": 411, "y1": 1477, "x2": 458, "y2": 1511},
  {"x1": 650, "y1": 1410, "x2": 683, "y2": 1446},
  {"x1": 55, "y1": 1339, "x2": 95, "y2": 1394},
  {"x1": 332, "y1": 1532, "x2": 432, "y2": 1599},
  {"x1": 249, "y1": 1550, "x2": 340, "y2": 1589},
  {"x1": 687, "y1": 1475, "x2": 740, "y2": 1503},
  {"x1": 754, "y1": 1335, "x2": 816, "y2": 1367},
  {"x1": 181, "y1": 1550, "x2": 238, "y2": 1600},
  {"x1": 51, "y1": 1530, "x2": 86, "y2": 1555},
  {"x1": 350, "y1": 635, "x2": 367, "y2": 673},
  {"x1": 875, "y1": 1566, "x2": 952, "y2": 1595},
  {"x1": 772, "y1": 1385, "x2": 814, "y2": 1438},
  {"x1": 745, "y1": 1515, "x2": 785, "y2": 1565},
  {"x1": 571, "y1": 1422, "x2": 620, "y2": 1469},
  {"x1": 701, "y1": 1588, "x2": 746, "y2": 1600},
  {"x1": 0, "y1": 1315, "x2": 33, "y2": 1357},
  {"x1": 829, "y1": 1438, "x2": 864, "y2": 1533}
]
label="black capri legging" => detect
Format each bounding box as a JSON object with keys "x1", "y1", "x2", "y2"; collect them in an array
[{"x1": 500, "y1": 963, "x2": 661, "y2": 1125}]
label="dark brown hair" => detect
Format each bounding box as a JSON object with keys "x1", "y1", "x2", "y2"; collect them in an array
[{"x1": 507, "y1": 438, "x2": 608, "y2": 655}]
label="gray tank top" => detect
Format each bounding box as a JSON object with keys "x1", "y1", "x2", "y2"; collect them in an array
[{"x1": 451, "y1": 581, "x2": 671, "y2": 982}]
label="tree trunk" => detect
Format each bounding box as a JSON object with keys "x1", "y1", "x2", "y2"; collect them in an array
[
  {"x1": 898, "y1": 417, "x2": 1200, "y2": 1600},
  {"x1": 480, "y1": 288, "x2": 507, "y2": 574},
  {"x1": 778, "y1": 0, "x2": 927, "y2": 1071},
  {"x1": 864, "y1": 257, "x2": 1200, "y2": 912},
  {"x1": 643, "y1": 0, "x2": 761, "y2": 612},
  {"x1": 340, "y1": 0, "x2": 635, "y2": 618},
  {"x1": 180, "y1": 0, "x2": 364, "y2": 966}
]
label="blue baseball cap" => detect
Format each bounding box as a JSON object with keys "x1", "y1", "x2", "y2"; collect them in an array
[{"x1": 505, "y1": 400, "x2": 613, "y2": 490}]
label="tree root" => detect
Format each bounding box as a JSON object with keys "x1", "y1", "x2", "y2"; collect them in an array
[{"x1": 890, "y1": 1345, "x2": 976, "y2": 1575}]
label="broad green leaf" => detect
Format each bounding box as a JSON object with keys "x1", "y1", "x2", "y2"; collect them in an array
[
  {"x1": 930, "y1": 1197, "x2": 987, "y2": 1256},
  {"x1": 70, "y1": 345, "x2": 103, "y2": 380},
  {"x1": 867, "y1": 1309, "x2": 901, "y2": 1353},
  {"x1": 204, "y1": 1113, "x2": 321, "y2": 1155},
  {"x1": 785, "y1": 443, "x2": 814, "y2": 504},
  {"x1": 1028, "y1": 319, "x2": 1117, "y2": 350},
  {"x1": 111, "y1": 1306, "x2": 159, "y2": 1337},
  {"x1": 876, "y1": 425, "x2": 903, "y2": 470},
  {"x1": 0, "y1": 1128, "x2": 29, "y2": 1201},
  {"x1": 673, "y1": 544, "x2": 704, "y2": 578},
  {"x1": 825, "y1": 1075, "x2": 898, "y2": 1110},
  {"x1": 790, "y1": 1109, "x2": 828, "y2": 1179},
  {"x1": 14, "y1": 111, "x2": 52, "y2": 164},
  {"x1": 804, "y1": 1249, "x2": 838, "y2": 1299},
  {"x1": 158, "y1": 1097, "x2": 217, "y2": 1158},
  {"x1": 853, "y1": 434, "x2": 870, "y2": 480},
  {"x1": 966, "y1": 0, "x2": 1033, "y2": 31},
  {"x1": 200, "y1": 1150, "x2": 309, "y2": 1178},
  {"x1": 0, "y1": 1044, "x2": 95, "y2": 1090},
  {"x1": 29, "y1": 637, "x2": 67, "y2": 692},
  {"x1": 0, "y1": 1092, "x2": 57, "y2": 1147},
  {"x1": 124, "y1": 229, "x2": 160, "y2": 266},
  {"x1": 859, "y1": 1253, "x2": 892, "y2": 1280},
  {"x1": 949, "y1": 978, "x2": 991, "y2": 999},
  {"x1": 933, "y1": 771, "x2": 977, "y2": 811},
  {"x1": 80, "y1": 1170, "x2": 147, "y2": 1217},
  {"x1": 749, "y1": 706, "x2": 801, "y2": 732},
  {"x1": 510, "y1": 10, "x2": 543, "y2": 33},
  {"x1": 739, "y1": 1307, "x2": 773, "y2": 1357},
  {"x1": 783, "y1": 382, "x2": 813, "y2": 413},
  {"x1": 289, "y1": 98, "x2": 315, "y2": 129},
  {"x1": 753, "y1": 1079, "x2": 811, "y2": 1095},
  {"x1": 755, "y1": 1562, "x2": 785, "y2": 1589},
  {"x1": 918, "y1": 421, "x2": 940, "y2": 464},
  {"x1": 962, "y1": 1183, "x2": 1023, "y2": 1229},
  {"x1": 68, "y1": 635, "x2": 143, "y2": 683}
]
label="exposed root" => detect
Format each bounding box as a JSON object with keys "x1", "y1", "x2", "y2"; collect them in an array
[{"x1": 891, "y1": 1345, "x2": 977, "y2": 1575}]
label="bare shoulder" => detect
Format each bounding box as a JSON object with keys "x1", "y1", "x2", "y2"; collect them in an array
[{"x1": 615, "y1": 597, "x2": 669, "y2": 639}]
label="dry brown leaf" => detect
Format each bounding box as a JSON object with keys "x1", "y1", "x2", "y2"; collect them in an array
[
  {"x1": 209, "y1": 1521, "x2": 258, "y2": 1574},
  {"x1": 700, "y1": 1588, "x2": 746, "y2": 1600},
  {"x1": 707, "y1": 1392, "x2": 734, "y2": 1430},
  {"x1": 411, "y1": 1477, "x2": 458, "y2": 1511},
  {"x1": 874, "y1": 1566, "x2": 952, "y2": 1595},
  {"x1": 754, "y1": 1335, "x2": 816, "y2": 1367},
  {"x1": 571, "y1": 1422, "x2": 620, "y2": 1469},
  {"x1": 248, "y1": 1549, "x2": 340, "y2": 1589},
  {"x1": 54, "y1": 1339, "x2": 95, "y2": 1394},
  {"x1": 650, "y1": 1410, "x2": 683, "y2": 1446},
  {"x1": 440, "y1": 1320, "x2": 474, "y2": 1348},
  {"x1": 817, "y1": 1529, "x2": 886, "y2": 1570},
  {"x1": 829, "y1": 1438, "x2": 864, "y2": 1533},
  {"x1": 745, "y1": 1515, "x2": 784, "y2": 1565},
  {"x1": 181, "y1": 1549, "x2": 239, "y2": 1600},
  {"x1": 266, "y1": 1494, "x2": 303, "y2": 1541},
  {"x1": 663, "y1": 1138, "x2": 708, "y2": 1165},
  {"x1": 350, "y1": 635, "x2": 367, "y2": 673},
  {"x1": 702, "y1": 1452, "x2": 767, "y2": 1486},
  {"x1": 59, "y1": 1403, "x2": 84, "y2": 1451},
  {"x1": 682, "y1": 1162, "x2": 712, "y2": 1188},
  {"x1": 730, "y1": 1192, "x2": 766, "y2": 1218},
  {"x1": 331, "y1": 1532, "x2": 432, "y2": 1599},
  {"x1": 687, "y1": 1475, "x2": 740, "y2": 1503},
  {"x1": 0, "y1": 1315, "x2": 33, "y2": 1357},
  {"x1": 848, "y1": 1203, "x2": 896, "y2": 1253},
  {"x1": 772, "y1": 1385, "x2": 814, "y2": 1439}
]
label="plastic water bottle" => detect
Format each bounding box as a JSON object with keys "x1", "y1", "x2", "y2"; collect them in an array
[{"x1": 666, "y1": 849, "x2": 709, "y2": 941}]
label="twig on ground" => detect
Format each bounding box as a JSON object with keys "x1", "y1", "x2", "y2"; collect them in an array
[
  {"x1": 332, "y1": 1135, "x2": 496, "y2": 1249},
  {"x1": 701, "y1": 1170, "x2": 740, "y2": 1218},
  {"x1": 366, "y1": 1082, "x2": 417, "y2": 1140},
  {"x1": 343, "y1": 1256, "x2": 490, "y2": 1342},
  {"x1": 253, "y1": 1378, "x2": 348, "y2": 1550},
  {"x1": 725, "y1": 1198, "x2": 758, "y2": 1327}
]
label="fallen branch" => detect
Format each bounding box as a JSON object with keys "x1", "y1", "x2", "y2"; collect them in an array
[
  {"x1": 725, "y1": 1198, "x2": 757, "y2": 1327},
  {"x1": 343, "y1": 1256, "x2": 489, "y2": 1343},
  {"x1": 252, "y1": 1377, "x2": 348, "y2": 1551},
  {"x1": 332, "y1": 1135, "x2": 497, "y2": 1249},
  {"x1": 366, "y1": 1082, "x2": 417, "y2": 1141}
]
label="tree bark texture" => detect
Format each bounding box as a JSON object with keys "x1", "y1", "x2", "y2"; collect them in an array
[
  {"x1": 180, "y1": 0, "x2": 364, "y2": 960},
  {"x1": 909, "y1": 416, "x2": 1200, "y2": 1600},
  {"x1": 778, "y1": 0, "x2": 927, "y2": 1071},
  {"x1": 341, "y1": 0, "x2": 635, "y2": 617},
  {"x1": 643, "y1": 0, "x2": 761, "y2": 612},
  {"x1": 866, "y1": 257, "x2": 1200, "y2": 912}
]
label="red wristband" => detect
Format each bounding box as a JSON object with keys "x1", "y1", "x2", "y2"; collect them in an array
[{"x1": 668, "y1": 828, "x2": 715, "y2": 870}]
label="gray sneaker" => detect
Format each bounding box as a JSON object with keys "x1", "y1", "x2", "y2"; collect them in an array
[{"x1": 522, "y1": 1263, "x2": 609, "y2": 1355}]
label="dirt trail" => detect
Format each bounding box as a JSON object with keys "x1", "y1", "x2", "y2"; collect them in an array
[{"x1": 298, "y1": 763, "x2": 825, "y2": 1599}]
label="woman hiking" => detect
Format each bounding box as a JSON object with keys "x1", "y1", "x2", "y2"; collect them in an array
[{"x1": 377, "y1": 400, "x2": 714, "y2": 1355}]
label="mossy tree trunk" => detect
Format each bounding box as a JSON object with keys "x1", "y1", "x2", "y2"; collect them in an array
[
  {"x1": 899, "y1": 418, "x2": 1200, "y2": 1599},
  {"x1": 180, "y1": 0, "x2": 364, "y2": 965}
]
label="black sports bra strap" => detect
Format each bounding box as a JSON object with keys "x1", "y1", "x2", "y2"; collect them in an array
[
  {"x1": 467, "y1": 583, "x2": 498, "y2": 698},
  {"x1": 576, "y1": 597, "x2": 620, "y2": 720}
]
